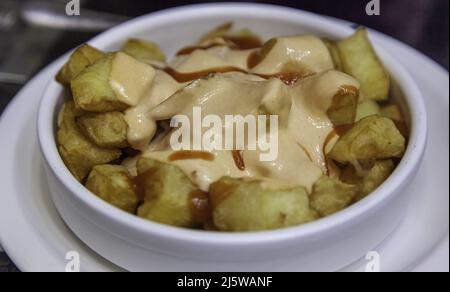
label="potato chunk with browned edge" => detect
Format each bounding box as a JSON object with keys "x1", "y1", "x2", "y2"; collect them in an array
[
  {"x1": 341, "y1": 160, "x2": 395, "y2": 201},
  {"x1": 86, "y1": 165, "x2": 138, "y2": 213},
  {"x1": 71, "y1": 54, "x2": 129, "y2": 112},
  {"x1": 329, "y1": 115, "x2": 406, "y2": 165},
  {"x1": 77, "y1": 112, "x2": 128, "y2": 148},
  {"x1": 56, "y1": 44, "x2": 105, "y2": 85},
  {"x1": 136, "y1": 158, "x2": 198, "y2": 228},
  {"x1": 356, "y1": 100, "x2": 380, "y2": 121},
  {"x1": 210, "y1": 177, "x2": 318, "y2": 232},
  {"x1": 57, "y1": 102, "x2": 121, "y2": 181},
  {"x1": 338, "y1": 28, "x2": 390, "y2": 101},
  {"x1": 122, "y1": 39, "x2": 166, "y2": 63},
  {"x1": 310, "y1": 175, "x2": 359, "y2": 217},
  {"x1": 323, "y1": 39, "x2": 343, "y2": 71},
  {"x1": 381, "y1": 104, "x2": 409, "y2": 138},
  {"x1": 71, "y1": 52, "x2": 155, "y2": 112},
  {"x1": 381, "y1": 104, "x2": 403, "y2": 121},
  {"x1": 327, "y1": 85, "x2": 359, "y2": 126},
  {"x1": 359, "y1": 160, "x2": 395, "y2": 200}
]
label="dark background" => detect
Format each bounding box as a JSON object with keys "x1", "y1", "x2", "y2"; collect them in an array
[{"x1": 0, "y1": 0, "x2": 448, "y2": 272}]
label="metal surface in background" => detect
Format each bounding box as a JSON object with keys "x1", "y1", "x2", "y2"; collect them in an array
[{"x1": 0, "y1": 0, "x2": 448, "y2": 271}]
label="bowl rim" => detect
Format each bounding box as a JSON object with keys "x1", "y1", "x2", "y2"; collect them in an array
[{"x1": 37, "y1": 3, "x2": 428, "y2": 245}]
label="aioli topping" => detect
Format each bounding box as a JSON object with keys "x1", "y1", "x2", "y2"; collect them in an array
[
  {"x1": 249, "y1": 36, "x2": 334, "y2": 75},
  {"x1": 109, "y1": 52, "x2": 155, "y2": 106},
  {"x1": 176, "y1": 35, "x2": 262, "y2": 56},
  {"x1": 121, "y1": 34, "x2": 361, "y2": 192}
]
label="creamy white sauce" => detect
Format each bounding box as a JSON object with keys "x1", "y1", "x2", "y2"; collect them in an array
[
  {"x1": 171, "y1": 47, "x2": 256, "y2": 72},
  {"x1": 109, "y1": 52, "x2": 155, "y2": 106},
  {"x1": 124, "y1": 70, "x2": 185, "y2": 150},
  {"x1": 250, "y1": 35, "x2": 334, "y2": 75},
  {"x1": 120, "y1": 35, "x2": 360, "y2": 192}
]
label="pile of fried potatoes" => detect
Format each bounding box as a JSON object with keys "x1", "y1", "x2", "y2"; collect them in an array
[{"x1": 55, "y1": 25, "x2": 407, "y2": 232}]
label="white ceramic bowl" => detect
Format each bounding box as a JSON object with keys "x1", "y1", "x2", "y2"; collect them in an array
[{"x1": 37, "y1": 4, "x2": 427, "y2": 271}]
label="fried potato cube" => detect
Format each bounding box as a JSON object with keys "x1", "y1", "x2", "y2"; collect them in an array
[
  {"x1": 71, "y1": 52, "x2": 155, "y2": 112},
  {"x1": 381, "y1": 104, "x2": 409, "y2": 138},
  {"x1": 356, "y1": 100, "x2": 380, "y2": 121},
  {"x1": 56, "y1": 44, "x2": 105, "y2": 85},
  {"x1": 381, "y1": 104, "x2": 403, "y2": 121},
  {"x1": 57, "y1": 102, "x2": 122, "y2": 181},
  {"x1": 340, "y1": 160, "x2": 395, "y2": 201},
  {"x1": 77, "y1": 112, "x2": 128, "y2": 148},
  {"x1": 359, "y1": 160, "x2": 395, "y2": 200},
  {"x1": 329, "y1": 115, "x2": 406, "y2": 165},
  {"x1": 338, "y1": 28, "x2": 390, "y2": 101},
  {"x1": 209, "y1": 177, "x2": 318, "y2": 232},
  {"x1": 121, "y1": 39, "x2": 166, "y2": 63},
  {"x1": 136, "y1": 158, "x2": 198, "y2": 228},
  {"x1": 71, "y1": 54, "x2": 128, "y2": 112},
  {"x1": 85, "y1": 165, "x2": 139, "y2": 213},
  {"x1": 323, "y1": 39, "x2": 343, "y2": 71},
  {"x1": 327, "y1": 85, "x2": 359, "y2": 126},
  {"x1": 310, "y1": 175, "x2": 359, "y2": 217}
]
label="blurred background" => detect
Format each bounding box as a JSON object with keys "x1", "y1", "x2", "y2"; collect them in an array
[{"x1": 0, "y1": 0, "x2": 448, "y2": 271}]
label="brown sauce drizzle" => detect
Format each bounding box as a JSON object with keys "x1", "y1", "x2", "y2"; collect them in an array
[
  {"x1": 247, "y1": 51, "x2": 260, "y2": 69},
  {"x1": 176, "y1": 43, "x2": 224, "y2": 56},
  {"x1": 164, "y1": 66, "x2": 308, "y2": 86},
  {"x1": 232, "y1": 150, "x2": 246, "y2": 171},
  {"x1": 176, "y1": 36, "x2": 262, "y2": 56},
  {"x1": 223, "y1": 35, "x2": 263, "y2": 50},
  {"x1": 163, "y1": 66, "x2": 247, "y2": 83},
  {"x1": 168, "y1": 151, "x2": 215, "y2": 162},
  {"x1": 189, "y1": 190, "x2": 212, "y2": 224},
  {"x1": 258, "y1": 72, "x2": 312, "y2": 86},
  {"x1": 247, "y1": 38, "x2": 277, "y2": 69}
]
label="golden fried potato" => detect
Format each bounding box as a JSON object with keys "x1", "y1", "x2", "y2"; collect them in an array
[
  {"x1": 323, "y1": 39, "x2": 343, "y2": 71},
  {"x1": 381, "y1": 104, "x2": 409, "y2": 138},
  {"x1": 310, "y1": 175, "x2": 359, "y2": 216},
  {"x1": 85, "y1": 165, "x2": 139, "y2": 213},
  {"x1": 340, "y1": 160, "x2": 395, "y2": 201},
  {"x1": 56, "y1": 44, "x2": 105, "y2": 85},
  {"x1": 209, "y1": 177, "x2": 318, "y2": 232},
  {"x1": 121, "y1": 39, "x2": 166, "y2": 63},
  {"x1": 356, "y1": 100, "x2": 380, "y2": 121},
  {"x1": 57, "y1": 102, "x2": 122, "y2": 181},
  {"x1": 136, "y1": 157, "x2": 199, "y2": 228},
  {"x1": 340, "y1": 163, "x2": 360, "y2": 185},
  {"x1": 71, "y1": 52, "x2": 155, "y2": 112},
  {"x1": 71, "y1": 54, "x2": 128, "y2": 112},
  {"x1": 329, "y1": 115, "x2": 406, "y2": 165},
  {"x1": 327, "y1": 85, "x2": 359, "y2": 126},
  {"x1": 338, "y1": 28, "x2": 390, "y2": 101},
  {"x1": 358, "y1": 160, "x2": 394, "y2": 200},
  {"x1": 381, "y1": 104, "x2": 403, "y2": 121},
  {"x1": 77, "y1": 112, "x2": 128, "y2": 148}
]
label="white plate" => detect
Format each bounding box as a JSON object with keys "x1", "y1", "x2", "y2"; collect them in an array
[{"x1": 0, "y1": 9, "x2": 448, "y2": 272}]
